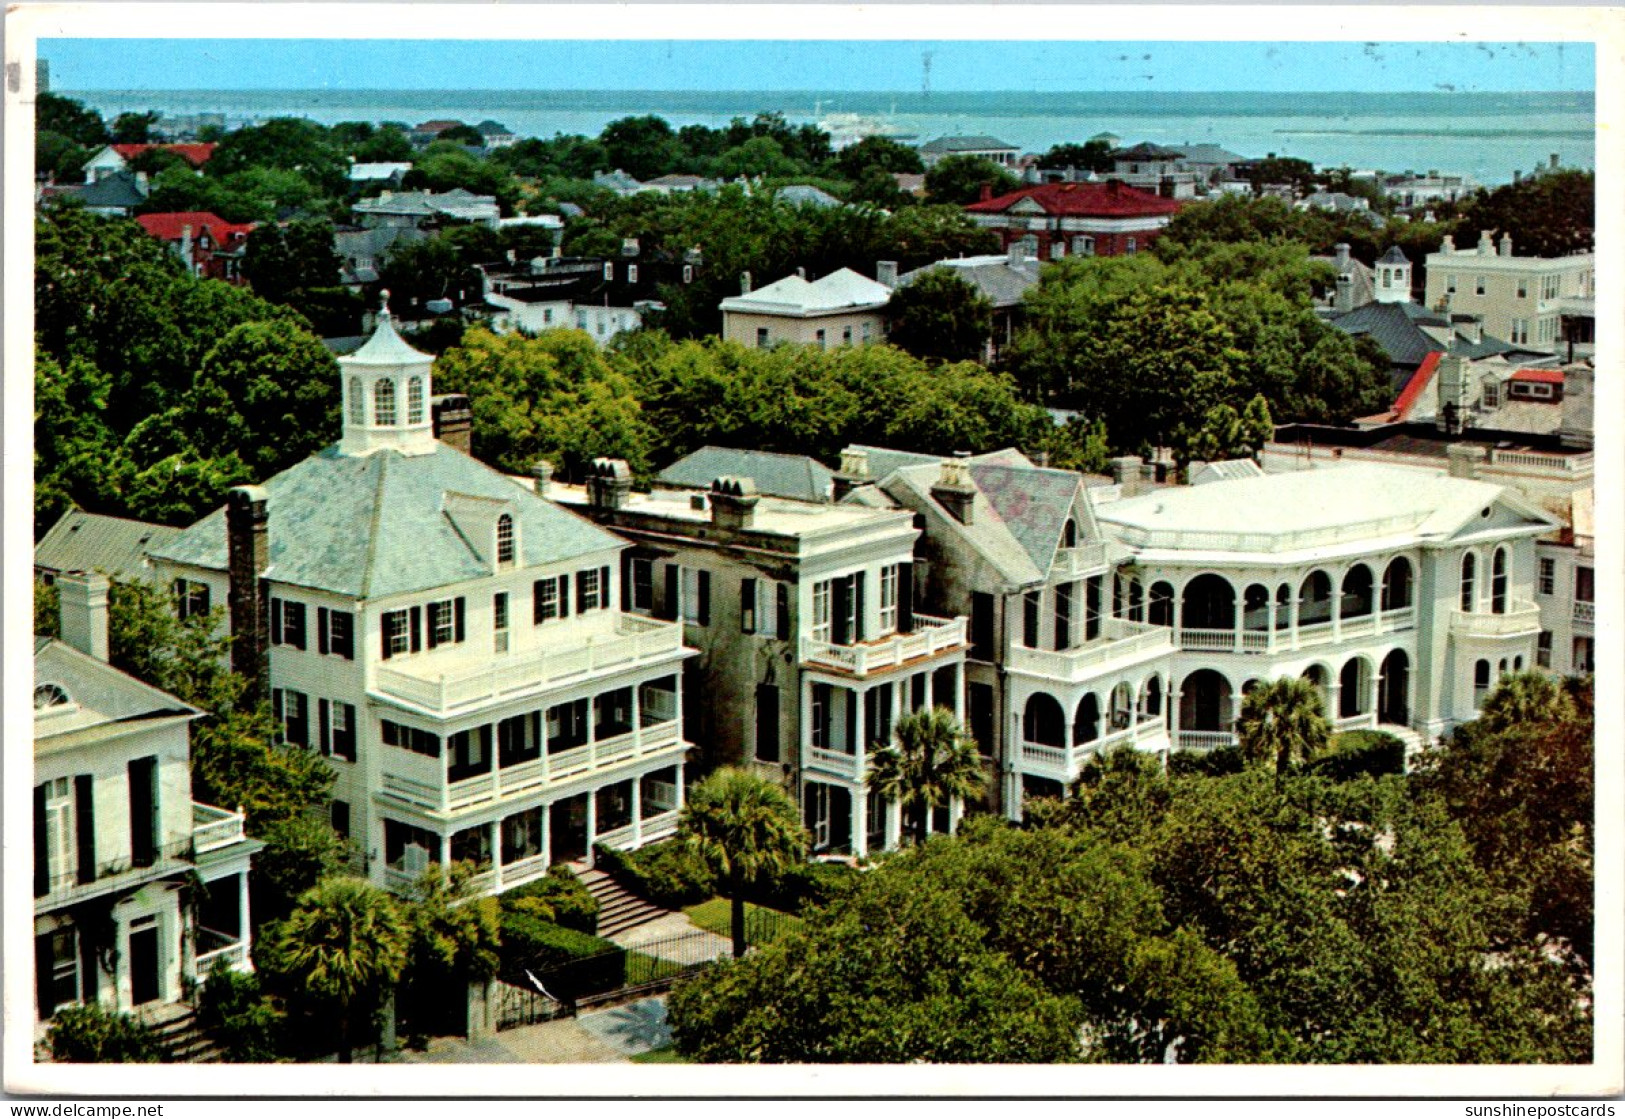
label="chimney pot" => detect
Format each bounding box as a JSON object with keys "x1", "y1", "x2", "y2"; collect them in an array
[
  {"x1": 709, "y1": 475, "x2": 760, "y2": 530},
  {"x1": 57, "y1": 571, "x2": 110, "y2": 662},
  {"x1": 1499, "y1": 232, "x2": 1513, "y2": 258},
  {"x1": 1334, "y1": 242, "x2": 1350, "y2": 271},
  {"x1": 587, "y1": 458, "x2": 633, "y2": 510},
  {"x1": 930, "y1": 459, "x2": 977, "y2": 525}
]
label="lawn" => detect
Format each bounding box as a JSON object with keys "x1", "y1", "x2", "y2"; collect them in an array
[
  {"x1": 682, "y1": 898, "x2": 803, "y2": 946},
  {"x1": 624, "y1": 950, "x2": 686, "y2": 987},
  {"x1": 630, "y1": 1045, "x2": 685, "y2": 1063}
]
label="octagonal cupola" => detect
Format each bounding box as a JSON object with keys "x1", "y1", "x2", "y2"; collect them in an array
[{"x1": 338, "y1": 292, "x2": 438, "y2": 457}]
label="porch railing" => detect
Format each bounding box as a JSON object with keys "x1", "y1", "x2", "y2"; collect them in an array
[{"x1": 800, "y1": 613, "x2": 967, "y2": 677}]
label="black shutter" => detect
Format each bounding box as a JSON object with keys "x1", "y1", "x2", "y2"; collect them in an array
[
  {"x1": 697, "y1": 571, "x2": 711, "y2": 626},
  {"x1": 198, "y1": 583, "x2": 210, "y2": 615},
  {"x1": 36, "y1": 933, "x2": 54, "y2": 1019},
  {"x1": 318, "y1": 607, "x2": 329, "y2": 654},
  {"x1": 410, "y1": 606, "x2": 422, "y2": 653},
  {"x1": 559, "y1": 574, "x2": 570, "y2": 618},
  {"x1": 741, "y1": 578, "x2": 757, "y2": 633},
  {"x1": 334, "y1": 612, "x2": 353, "y2": 659},
  {"x1": 777, "y1": 583, "x2": 791, "y2": 639},
  {"x1": 533, "y1": 581, "x2": 546, "y2": 624},
  {"x1": 1055, "y1": 583, "x2": 1072, "y2": 652},
  {"x1": 898, "y1": 564, "x2": 914, "y2": 633},
  {"x1": 270, "y1": 598, "x2": 283, "y2": 645},
  {"x1": 755, "y1": 683, "x2": 780, "y2": 762},
  {"x1": 971, "y1": 592, "x2": 995, "y2": 661},
  {"x1": 338, "y1": 703, "x2": 356, "y2": 761},
  {"x1": 621, "y1": 552, "x2": 634, "y2": 611},
  {"x1": 33, "y1": 784, "x2": 48, "y2": 898},
  {"x1": 832, "y1": 578, "x2": 851, "y2": 646},
  {"x1": 854, "y1": 574, "x2": 866, "y2": 642},
  {"x1": 454, "y1": 597, "x2": 466, "y2": 642},
  {"x1": 74, "y1": 775, "x2": 96, "y2": 885},
  {"x1": 426, "y1": 602, "x2": 441, "y2": 650},
  {"x1": 381, "y1": 616, "x2": 393, "y2": 660},
  {"x1": 319, "y1": 698, "x2": 331, "y2": 755},
  {"x1": 128, "y1": 758, "x2": 156, "y2": 869},
  {"x1": 576, "y1": 572, "x2": 590, "y2": 614},
  {"x1": 661, "y1": 565, "x2": 679, "y2": 621},
  {"x1": 600, "y1": 565, "x2": 612, "y2": 610}
]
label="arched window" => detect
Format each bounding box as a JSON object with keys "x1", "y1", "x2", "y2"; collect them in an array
[
  {"x1": 1243, "y1": 584, "x2": 1270, "y2": 632},
  {"x1": 1340, "y1": 565, "x2": 1374, "y2": 618},
  {"x1": 1299, "y1": 571, "x2": 1334, "y2": 626},
  {"x1": 1381, "y1": 557, "x2": 1414, "y2": 611},
  {"x1": 1110, "y1": 682, "x2": 1134, "y2": 730},
  {"x1": 1023, "y1": 694, "x2": 1066, "y2": 748},
  {"x1": 1491, "y1": 547, "x2": 1508, "y2": 614},
  {"x1": 1340, "y1": 659, "x2": 1367, "y2": 718},
  {"x1": 349, "y1": 376, "x2": 364, "y2": 425},
  {"x1": 1127, "y1": 578, "x2": 1143, "y2": 623},
  {"x1": 1473, "y1": 659, "x2": 1491, "y2": 703},
  {"x1": 1513, "y1": 655, "x2": 1523, "y2": 671},
  {"x1": 407, "y1": 376, "x2": 425, "y2": 425},
  {"x1": 1460, "y1": 553, "x2": 1477, "y2": 612},
  {"x1": 1275, "y1": 584, "x2": 1292, "y2": 630},
  {"x1": 375, "y1": 378, "x2": 397, "y2": 426},
  {"x1": 1139, "y1": 676, "x2": 1163, "y2": 718},
  {"x1": 1061, "y1": 518, "x2": 1078, "y2": 548},
  {"x1": 495, "y1": 514, "x2": 515, "y2": 565},
  {"x1": 1181, "y1": 575, "x2": 1236, "y2": 631},
  {"x1": 1148, "y1": 582, "x2": 1174, "y2": 628},
  {"x1": 33, "y1": 682, "x2": 71, "y2": 710},
  {"x1": 1073, "y1": 694, "x2": 1100, "y2": 745}
]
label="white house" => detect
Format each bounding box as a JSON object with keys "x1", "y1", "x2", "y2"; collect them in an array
[
  {"x1": 719, "y1": 268, "x2": 892, "y2": 350},
  {"x1": 150, "y1": 305, "x2": 698, "y2": 897},
  {"x1": 34, "y1": 574, "x2": 258, "y2": 1033},
  {"x1": 1425, "y1": 233, "x2": 1595, "y2": 357}
]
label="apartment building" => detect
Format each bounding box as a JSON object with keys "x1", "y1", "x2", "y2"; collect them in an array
[
  {"x1": 1425, "y1": 233, "x2": 1595, "y2": 357},
  {"x1": 34, "y1": 574, "x2": 258, "y2": 1031},
  {"x1": 150, "y1": 307, "x2": 697, "y2": 895},
  {"x1": 555, "y1": 451, "x2": 970, "y2": 858}
]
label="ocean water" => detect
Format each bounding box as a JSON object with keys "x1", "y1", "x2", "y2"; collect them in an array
[{"x1": 65, "y1": 88, "x2": 1594, "y2": 187}]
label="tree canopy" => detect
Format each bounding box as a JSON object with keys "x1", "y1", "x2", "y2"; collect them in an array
[{"x1": 886, "y1": 268, "x2": 995, "y2": 364}]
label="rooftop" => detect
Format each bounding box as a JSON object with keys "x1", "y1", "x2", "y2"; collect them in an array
[
  {"x1": 896, "y1": 255, "x2": 1040, "y2": 308},
  {"x1": 135, "y1": 211, "x2": 254, "y2": 243},
  {"x1": 921, "y1": 134, "x2": 1019, "y2": 153},
  {"x1": 552, "y1": 483, "x2": 910, "y2": 543},
  {"x1": 965, "y1": 179, "x2": 1182, "y2": 219},
  {"x1": 35, "y1": 511, "x2": 182, "y2": 583},
  {"x1": 720, "y1": 267, "x2": 892, "y2": 317},
  {"x1": 34, "y1": 638, "x2": 197, "y2": 751},
  {"x1": 657, "y1": 447, "x2": 834, "y2": 504}
]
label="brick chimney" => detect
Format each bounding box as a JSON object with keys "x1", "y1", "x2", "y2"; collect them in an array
[
  {"x1": 530, "y1": 458, "x2": 553, "y2": 497},
  {"x1": 586, "y1": 458, "x2": 632, "y2": 510},
  {"x1": 1110, "y1": 455, "x2": 1144, "y2": 497},
  {"x1": 931, "y1": 456, "x2": 977, "y2": 525},
  {"x1": 226, "y1": 484, "x2": 270, "y2": 695},
  {"x1": 431, "y1": 393, "x2": 473, "y2": 454},
  {"x1": 978, "y1": 183, "x2": 993, "y2": 203},
  {"x1": 57, "y1": 571, "x2": 110, "y2": 662},
  {"x1": 709, "y1": 476, "x2": 759, "y2": 530},
  {"x1": 832, "y1": 448, "x2": 871, "y2": 501}
]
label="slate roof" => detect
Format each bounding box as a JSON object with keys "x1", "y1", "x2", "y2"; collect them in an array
[
  {"x1": 657, "y1": 447, "x2": 834, "y2": 504},
  {"x1": 72, "y1": 172, "x2": 149, "y2": 210},
  {"x1": 1176, "y1": 143, "x2": 1246, "y2": 165},
  {"x1": 776, "y1": 184, "x2": 844, "y2": 209},
  {"x1": 921, "y1": 135, "x2": 1019, "y2": 154},
  {"x1": 150, "y1": 443, "x2": 623, "y2": 599},
  {"x1": 34, "y1": 511, "x2": 181, "y2": 583},
  {"x1": 1112, "y1": 142, "x2": 1186, "y2": 160},
  {"x1": 1378, "y1": 246, "x2": 1412, "y2": 265},
  {"x1": 35, "y1": 638, "x2": 198, "y2": 747},
  {"x1": 1329, "y1": 301, "x2": 1451, "y2": 374},
  {"x1": 1189, "y1": 459, "x2": 1264, "y2": 485},
  {"x1": 896, "y1": 256, "x2": 1040, "y2": 309},
  {"x1": 965, "y1": 180, "x2": 1182, "y2": 219}
]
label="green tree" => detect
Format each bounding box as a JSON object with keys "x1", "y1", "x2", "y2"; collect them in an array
[
  {"x1": 242, "y1": 218, "x2": 342, "y2": 306},
  {"x1": 886, "y1": 268, "x2": 995, "y2": 364},
  {"x1": 714, "y1": 136, "x2": 798, "y2": 180},
  {"x1": 600, "y1": 114, "x2": 686, "y2": 181},
  {"x1": 399, "y1": 864, "x2": 502, "y2": 1035},
  {"x1": 866, "y1": 708, "x2": 987, "y2": 846},
  {"x1": 1183, "y1": 394, "x2": 1274, "y2": 467},
  {"x1": 205, "y1": 117, "x2": 347, "y2": 196},
  {"x1": 251, "y1": 812, "x2": 351, "y2": 921},
  {"x1": 1450, "y1": 169, "x2": 1593, "y2": 257},
  {"x1": 833, "y1": 135, "x2": 924, "y2": 180},
  {"x1": 46, "y1": 1003, "x2": 160, "y2": 1063},
  {"x1": 924, "y1": 154, "x2": 1019, "y2": 205},
  {"x1": 267, "y1": 878, "x2": 410, "y2": 1062},
  {"x1": 37, "y1": 92, "x2": 109, "y2": 147},
  {"x1": 1035, "y1": 141, "x2": 1114, "y2": 173},
  {"x1": 1236, "y1": 676, "x2": 1331, "y2": 787},
  {"x1": 111, "y1": 110, "x2": 160, "y2": 144},
  {"x1": 678, "y1": 768, "x2": 807, "y2": 958}
]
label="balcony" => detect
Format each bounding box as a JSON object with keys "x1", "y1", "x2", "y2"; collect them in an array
[
  {"x1": 1574, "y1": 600, "x2": 1595, "y2": 626},
  {"x1": 194, "y1": 925, "x2": 249, "y2": 975},
  {"x1": 193, "y1": 802, "x2": 247, "y2": 855},
  {"x1": 372, "y1": 615, "x2": 687, "y2": 715},
  {"x1": 805, "y1": 745, "x2": 864, "y2": 781},
  {"x1": 1051, "y1": 542, "x2": 1111, "y2": 579},
  {"x1": 800, "y1": 613, "x2": 967, "y2": 678},
  {"x1": 1450, "y1": 600, "x2": 1541, "y2": 640},
  {"x1": 1173, "y1": 606, "x2": 1416, "y2": 656},
  {"x1": 1176, "y1": 730, "x2": 1236, "y2": 752},
  {"x1": 35, "y1": 802, "x2": 248, "y2": 912},
  {"x1": 1007, "y1": 618, "x2": 1173, "y2": 684},
  {"x1": 1018, "y1": 720, "x2": 1170, "y2": 779},
  {"x1": 379, "y1": 720, "x2": 685, "y2": 815}
]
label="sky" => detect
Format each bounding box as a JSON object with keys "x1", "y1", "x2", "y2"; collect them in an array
[{"x1": 39, "y1": 39, "x2": 1595, "y2": 94}]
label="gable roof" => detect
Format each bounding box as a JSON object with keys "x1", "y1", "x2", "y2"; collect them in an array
[
  {"x1": 965, "y1": 179, "x2": 1182, "y2": 219},
  {"x1": 776, "y1": 184, "x2": 844, "y2": 209},
  {"x1": 72, "y1": 171, "x2": 149, "y2": 208},
  {"x1": 720, "y1": 268, "x2": 892, "y2": 316},
  {"x1": 35, "y1": 511, "x2": 182, "y2": 583},
  {"x1": 151, "y1": 443, "x2": 624, "y2": 599},
  {"x1": 135, "y1": 211, "x2": 255, "y2": 244},
  {"x1": 921, "y1": 134, "x2": 1019, "y2": 154},
  {"x1": 34, "y1": 638, "x2": 198, "y2": 748},
  {"x1": 897, "y1": 256, "x2": 1040, "y2": 309},
  {"x1": 1390, "y1": 351, "x2": 1444, "y2": 420},
  {"x1": 1113, "y1": 142, "x2": 1185, "y2": 160},
  {"x1": 1177, "y1": 143, "x2": 1246, "y2": 165},
  {"x1": 1330, "y1": 301, "x2": 1450, "y2": 374},
  {"x1": 1511, "y1": 367, "x2": 1564, "y2": 385},
  {"x1": 657, "y1": 447, "x2": 834, "y2": 504}
]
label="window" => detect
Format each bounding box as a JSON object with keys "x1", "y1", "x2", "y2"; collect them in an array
[
  {"x1": 1537, "y1": 631, "x2": 1553, "y2": 668},
  {"x1": 271, "y1": 598, "x2": 306, "y2": 649},
  {"x1": 39, "y1": 777, "x2": 75, "y2": 894},
  {"x1": 756, "y1": 327, "x2": 770, "y2": 349},
  {"x1": 1473, "y1": 659, "x2": 1491, "y2": 705},
  {"x1": 407, "y1": 376, "x2": 424, "y2": 424},
  {"x1": 493, "y1": 592, "x2": 509, "y2": 653},
  {"x1": 1542, "y1": 274, "x2": 1560, "y2": 300},
  {"x1": 1510, "y1": 319, "x2": 1528, "y2": 344},
  {"x1": 629, "y1": 557, "x2": 653, "y2": 613},
  {"x1": 1475, "y1": 275, "x2": 1486, "y2": 295},
  {"x1": 679, "y1": 567, "x2": 709, "y2": 625},
  {"x1": 878, "y1": 565, "x2": 900, "y2": 635},
  {"x1": 1576, "y1": 566, "x2": 1593, "y2": 603},
  {"x1": 1490, "y1": 547, "x2": 1508, "y2": 614},
  {"x1": 502, "y1": 807, "x2": 543, "y2": 864},
  {"x1": 1050, "y1": 240, "x2": 1065, "y2": 261},
  {"x1": 682, "y1": 264, "x2": 694, "y2": 284},
  {"x1": 318, "y1": 699, "x2": 356, "y2": 761},
  {"x1": 627, "y1": 264, "x2": 638, "y2": 284},
  {"x1": 1446, "y1": 273, "x2": 1457, "y2": 294},
  {"x1": 1460, "y1": 553, "x2": 1476, "y2": 612},
  {"x1": 1054, "y1": 582, "x2": 1074, "y2": 650},
  {"x1": 374, "y1": 379, "x2": 396, "y2": 426},
  {"x1": 842, "y1": 326, "x2": 853, "y2": 345},
  {"x1": 1573, "y1": 636, "x2": 1594, "y2": 674},
  {"x1": 316, "y1": 608, "x2": 354, "y2": 659},
  {"x1": 447, "y1": 726, "x2": 492, "y2": 782},
  {"x1": 330, "y1": 800, "x2": 350, "y2": 840},
  {"x1": 1517, "y1": 277, "x2": 1528, "y2": 299},
  {"x1": 603, "y1": 262, "x2": 614, "y2": 281},
  {"x1": 533, "y1": 574, "x2": 569, "y2": 623},
  {"x1": 173, "y1": 579, "x2": 210, "y2": 621},
  {"x1": 496, "y1": 514, "x2": 515, "y2": 565},
  {"x1": 272, "y1": 688, "x2": 309, "y2": 746},
  {"x1": 1483, "y1": 382, "x2": 1500, "y2": 408},
  {"x1": 741, "y1": 577, "x2": 758, "y2": 634},
  {"x1": 348, "y1": 377, "x2": 364, "y2": 425},
  {"x1": 812, "y1": 582, "x2": 832, "y2": 643},
  {"x1": 970, "y1": 592, "x2": 995, "y2": 661},
  {"x1": 815, "y1": 328, "x2": 826, "y2": 349},
  {"x1": 425, "y1": 597, "x2": 465, "y2": 648},
  {"x1": 37, "y1": 927, "x2": 81, "y2": 1019},
  {"x1": 1538, "y1": 557, "x2": 1556, "y2": 596},
  {"x1": 1023, "y1": 590, "x2": 1041, "y2": 649},
  {"x1": 1124, "y1": 237, "x2": 1137, "y2": 255},
  {"x1": 381, "y1": 718, "x2": 440, "y2": 757},
  {"x1": 576, "y1": 566, "x2": 610, "y2": 612},
  {"x1": 381, "y1": 606, "x2": 421, "y2": 658},
  {"x1": 755, "y1": 683, "x2": 780, "y2": 763}
]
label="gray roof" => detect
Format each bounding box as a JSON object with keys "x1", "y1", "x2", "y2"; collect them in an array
[
  {"x1": 1330, "y1": 301, "x2": 1450, "y2": 371},
  {"x1": 776, "y1": 184, "x2": 844, "y2": 209},
  {"x1": 967, "y1": 462, "x2": 1085, "y2": 572},
  {"x1": 151, "y1": 443, "x2": 623, "y2": 599},
  {"x1": 1189, "y1": 459, "x2": 1265, "y2": 485},
  {"x1": 1113, "y1": 142, "x2": 1185, "y2": 160},
  {"x1": 921, "y1": 135, "x2": 1018, "y2": 154},
  {"x1": 897, "y1": 257, "x2": 1039, "y2": 309},
  {"x1": 1176, "y1": 143, "x2": 1246, "y2": 165},
  {"x1": 34, "y1": 511, "x2": 181, "y2": 583},
  {"x1": 1378, "y1": 246, "x2": 1412, "y2": 265},
  {"x1": 35, "y1": 638, "x2": 197, "y2": 748},
  {"x1": 657, "y1": 447, "x2": 834, "y2": 504},
  {"x1": 72, "y1": 172, "x2": 149, "y2": 209}
]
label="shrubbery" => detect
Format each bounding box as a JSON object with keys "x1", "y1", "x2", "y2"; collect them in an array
[
  {"x1": 1309, "y1": 730, "x2": 1406, "y2": 781},
  {"x1": 741, "y1": 859, "x2": 860, "y2": 916},
  {"x1": 45, "y1": 1003, "x2": 161, "y2": 1063},
  {"x1": 1167, "y1": 745, "x2": 1247, "y2": 778},
  {"x1": 497, "y1": 864, "x2": 599, "y2": 933},
  {"x1": 497, "y1": 910, "x2": 625, "y2": 999},
  {"x1": 196, "y1": 966, "x2": 282, "y2": 1062},
  {"x1": 593, "y1": 840, "x2": 713, "y2": 909}
]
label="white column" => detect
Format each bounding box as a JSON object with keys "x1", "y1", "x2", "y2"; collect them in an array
[
  {"x1": 948, "y1": 797, "x2": 964, "y2": 834},
  {"x1": 630, "y1": 687, "x2": 642, "y2": 752},
  {"x1": 1328, "y1": 682, "x2": 1343, "y2": 724},
  {"x1": 238, "y1": 871, "x2": 253, "y2": 966},
  {"x1": 585, "y1": 793, "x2": 598, "y2": 864},
  {"x1": 851, "y1": 788, "x2": 868, "y2": 858},
  {"x1": 852, "y1": 686, "x2": 867, "y2": 778},
  {"x1": 1291, "y1": 593, "x2": 1303, "y2": 650},
  {"x1": 1228, "y1": 688, "x2": 1243, "y2": 737},
  {"x1": 675, "y1": 762, "x2": 686, "y2": 810},
  {"x1": 631, "y1": 778, "x2": 643, "y2": 846},
  {"x1": 951, "y1": 663, "x2": 965, "y2": 725},
  {"x1": 489, "y1": 821, "x2": 503, "y2": 892},
  {"x1": 539, "y1": 803, "x2": 552, "y2": 868},
  {"x1": 884, "y1": 798, "x2": 902, "y2": 850}
]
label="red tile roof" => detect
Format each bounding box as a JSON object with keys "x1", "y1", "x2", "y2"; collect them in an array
[
  {"x1": 1390, "y1": 350, "x2": 1443, "y2": 421},
  {"x1": 965, "y1": 179, "x2": 1183, "y2": 218},
  {"x1": 110, "y1": 142, "x2": 217, "y2": 167},
  {"x1": 1510, "y1": 368, "x2": 1564, "y2": 385},
  {"x1": 135, "y1": 212, "x2": 255, "y2": 244}
]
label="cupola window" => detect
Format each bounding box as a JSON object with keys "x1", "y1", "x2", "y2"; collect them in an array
[{"x1": 375, "y1": 379, "x2": 397, "y2": 426}]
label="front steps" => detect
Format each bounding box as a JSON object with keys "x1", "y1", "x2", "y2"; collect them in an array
[
  {"x1": 142, "y1": 1001, "x2": 223, "y2": 1063},
  {"x1": 573, "y1": 866, "x2": 672, "y2": 938}
]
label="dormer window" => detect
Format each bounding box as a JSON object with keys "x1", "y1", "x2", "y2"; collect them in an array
[
  {"x1": 407, "y1": 376, "x2": 424, "y2": 424},
  {"x1": 33, "y1": 683, "x2": 71, "y2": 711},
  {"x1": 496, "y1": 514, "x2": 515, "y2": 566},
  {"x1": 375, "y1": 379, "x2": 397, "y2": 426}
]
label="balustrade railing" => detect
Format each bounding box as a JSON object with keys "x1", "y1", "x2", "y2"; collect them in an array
[
  {"x1": 800, "y1": 614, "x2": 967, "y2": 676},
  {"x1": 1177, "y1": 730, "x2": 1235, "y2": 752}
]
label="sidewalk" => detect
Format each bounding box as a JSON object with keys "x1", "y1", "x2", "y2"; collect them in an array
[{"x1": 397, "y1": 996, "x2": 671, "y2": 1064}]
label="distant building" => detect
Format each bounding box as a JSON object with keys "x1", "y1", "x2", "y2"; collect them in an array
[
  {"x1": 479, "y1": 244, "x2": 702, "y2": 344},
  {"x1": 34, "y1": 512, "x2": 181, "y2": 587},
  {"x1": 347, "y1": 162, "x2": 413, "y2": 190},
  {"x1": 775, "y1": 184, "x2": 845, "y2": 209},
  {"x1": 918, "y1": 135, "x2": 1020, "y2": 169},
  {"x1": 82, "y1": 143, "x2": 217, "y2": 182},
  {"x1": 1174, "y1": 142, "x2": 1248, "y2": 183},
  {"x1": 134, "y1": 211, "x2": 255, "y2": 284},
  {"x1": 1381, "y1": 171, "x2": 1478, "y2": 209},
  {"x1": 893, "y1": 242, "x2": 1043, "y2": 362},
  {"x1": 1424, "y1": 232, "x2": 1595, "y2": 359},
  {"x1": 963, "y1": 179, "x2": 1182, "y2": 261},
  {"x1": 475, "y1": 120, "x2": 517, "y2": 149},
  {"x1": 353, "y1": 188, "x2": 501, "y2": 232},
  {"x1": 53, "y1": 170, "x2": 150, "y2": 217},
  {"x1": 719, "y1": 267, "x2": 893, "y2": 350},
  {"x1": 408, "y1": 119, "x2": 467, "y2": 148},
  {"x1": 1106, "y1": 142, "x2": 1199, "y2": 199}
]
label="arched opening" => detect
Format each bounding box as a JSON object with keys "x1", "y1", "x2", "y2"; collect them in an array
[
  {"x1": 1473, "y1": 659, "x2": 1492, "y2": 705},
  {"x1": 375, "y1": 378, "x2": 397, "y2": 426},
  {"x1": 1340, "y1": 564, "x2": 1375, "y2": 619},
  {"x1": 495, "y1": 514, "x2": 515, "y2": 565},
  {"x1": 1023, "y1": 694, "x2": 1066, "y2": 748},
  {"x1": 1339, "y1": 658, "x2": 1370, "y2": 718},
  {"x1": 1062, "y1": 518, "x2": 1078, "y2": 548},
  {"x1": 1178, "y1": 670, "x2": 1234, "y2": 733},
  {"x1": 1073, "y1": 694, "x2": 1100, "y2": 745},
  {"x1": 1181, "y1": 575, "x2": 1235, "y2": 631},
  {"x1": 348, "y1": 376, "x2": 364, "y2": 425},
  {"x1": 407, "y1": 375, "x2": 425, "y2": 424},
  {"x1": 1299, "y1": 571, "x2": 1334, "y2": 626},
  {"x1": 1275, "y1": 584, "x2": 1292, "y2": 631},
  {"x1": 1491, "y1": 547, "x2": 1508, "y2": 614},
  {"x1": 1381, "y1": 557, "x2": 1414, "y2": 611},
  {"x1": 1378, "y1": 649, "x2": 1410, "y2": 725},
  {"x1": 1148, "y1": 582, "x2": 1175, "y2": 628},
  {"x1": 1109, "y1": 682, "x2": 1134, "y2": 730},
  {"x1": 1127, "y1": 578, "x2": 1143, "y2": 623},
  {"x1": 1243, "y1": 583, "x2": 1270, "y2": 632},
  {"x1": 1460, "y1": 553, "x2": 1477, "y2": 612},
  {"x1": 1139, "y1": 676, "x2": 1163, "y2": 719},
  {"x1": 1302, "y1": 663, "x2": 1331, "y2": 713},
  {"x1": 1513, "y1": 655, "x2": 1523, "y2": 671}
]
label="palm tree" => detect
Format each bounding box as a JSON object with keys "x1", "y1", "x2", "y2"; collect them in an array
[
  {"x1": 271, "y1": 876, "x2": 410, "y2": 1062},
  {"x1": 1478, "y1": 670, "x2": 1577, "y2": 736},
  {"x1": 867, "y1": 707, "x2": 987, "y2": 847},
  {"x1": 1236, "y1": 677, "x2": 1330, "y2": 786},
  {"x1": 678, "y1": 768, "x2": 807, "y2": 959}
]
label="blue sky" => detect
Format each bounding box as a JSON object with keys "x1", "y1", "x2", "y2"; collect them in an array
[{"x1": 40, "y1": 39, "x2": 1594, "y2": 93}]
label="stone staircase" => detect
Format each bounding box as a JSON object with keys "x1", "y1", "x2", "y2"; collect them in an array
[
  {"x1": 574, "y1": 866, "x2": 670, "y2": 939},
  {"x1": 1378, "y1": 723, "x2": 1431, "y2": 769},
  {"x1": 142, "y1": 1001, "x2": 223, "y2": 1063}
]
